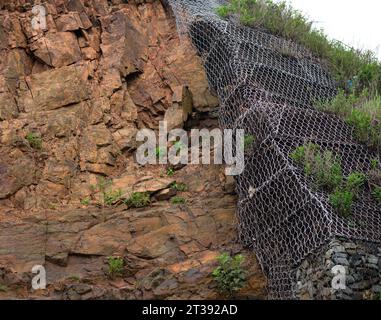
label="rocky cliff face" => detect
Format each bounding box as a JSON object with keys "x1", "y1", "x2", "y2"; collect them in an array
[{"x1": 0, "y1": 0, "x2": 265, "y2": 299}]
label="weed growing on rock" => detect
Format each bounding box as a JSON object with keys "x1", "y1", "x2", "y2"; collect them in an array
[
  {"x1": 80, "y1": 197, "x2": 90, "y2": 206},
  {"x1": 167, "y1": 167, "x2": 175, "y2": 176},
  {"x1": 104, "y1": 189, "x2": 123, "y2": 206},
  {"x1": 212, "y1": 253, "x2": 246, "y2": 297},
  {"x1": 171, "y1": 196, "x2": 186, "y2": 204},
  {"x1": 125, "y1": 192, "x2": 150, "y2": 208},
  {"x1": 26, "y1": 133, "x2": 42, "y2": 150},
  {"x1": 107, "y1": 256, "x2": 124, "y2": 278},
  {"x1": 170, "y1": 182, "x2": 187, "y2": 192},
  {"x1": 0, "y1": 284, "x2": 8, "y2": 292}
]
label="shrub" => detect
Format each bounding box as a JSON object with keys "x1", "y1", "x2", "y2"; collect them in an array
[
  {"x1": 212, "y1": 253, "x2": 246, "y2": 296},
  {"x1": 346, "y1": 172, "x2": 366, "y2": 196},
  {"x1": 125, "y1": 192, "x2": 150, "y2": 208},
  {"x1": 170, "y1": 182, "x2": 187, "y2": 192},
  {"x1": 373, "y1": 186, "x2": 381, "y2": 203},
  {"x1": 171, "y1": 196, "x2": 186, "y2": 204},
  {"x1": 290, "y1": 143, "x2": 343, "y2": 191},
  {"x1": 329, "y1": 190, "x2": 353, "y2": 218},
  {"x1": 26, "y1": 133, "x2": 42, "y2": 150},
  {"x1": 107, "y1": 256, "x2": 124, "y2": 277},
  {"x1": 318, "y1": 91, "x2": 381, "y2": 152},
  {"x1": 167, "y1": 167, "x2": 175, "y2": 177},
  {"x1": 243, "y1": 134, "x2": 255, "y2": 151},
  {"x1": 104, "y1": 189, "x2": 123, "y2": 206},
  {"x1": 371, "y1": 158, "x2": 379, "y2": 170},
  {"x1": 80, "y1": 197, "x2": 90, "y2": 206}
]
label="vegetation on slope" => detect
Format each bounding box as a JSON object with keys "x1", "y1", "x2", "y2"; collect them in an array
[
  {"x1": 218, "y1": 0, "x2": 381, "y2": 188},
  {"x1": 216, "y1": 0, "x2": 381, "y2": 94}
]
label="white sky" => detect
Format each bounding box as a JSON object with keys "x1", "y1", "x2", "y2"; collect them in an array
[{"x1": 286, "y1": 0, "x2": 381, "y2": 60}]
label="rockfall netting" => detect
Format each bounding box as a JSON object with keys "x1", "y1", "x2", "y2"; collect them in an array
[{"x1": 167, "y1": 0, "x2": 381, "y2": 299}]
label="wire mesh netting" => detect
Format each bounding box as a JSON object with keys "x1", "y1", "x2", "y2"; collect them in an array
[{"x1": 167, "y1": 0, "x2": 381, "y2": 299}]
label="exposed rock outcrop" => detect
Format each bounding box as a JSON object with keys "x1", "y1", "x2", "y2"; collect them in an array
[{"x1": 0, "y1": 0, "x2": 265, "y2": 300}]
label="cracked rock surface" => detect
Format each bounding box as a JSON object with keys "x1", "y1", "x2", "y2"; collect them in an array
[{"x1": 0, "y1": 0, "x2": 265, "y2": 300}]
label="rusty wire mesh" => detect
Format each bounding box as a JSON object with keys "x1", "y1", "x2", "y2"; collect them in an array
[{"x1": 168, "y1": 0, "x2": 381, "y2": 299}]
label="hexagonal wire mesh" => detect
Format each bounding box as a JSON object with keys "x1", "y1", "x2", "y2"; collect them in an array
[{"x1": 167, "y1": 0, "x2": 381, "y2": 299}]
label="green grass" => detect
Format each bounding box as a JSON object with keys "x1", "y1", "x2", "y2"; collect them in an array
[
  {"x1": 155, "y1": 147, "x2": 166, "y2": 160},
  {"x1": 346, "y1": 172, "x2": 366, "y2": 195},
  {"x1": 170, "y1": 182, "x2": 187, "y2": 192},
  {"x1": 212, "y1": 253, "x2": 246, "y2": 297},
  {"x1": 216, "y1": 0, "x2": 381, "y2": 94},
  {"x1": 243, "y1": 134, "x2": 255, "y2": 151},
  {"x1": 329, "y1": 190, "x2": 354, "y2": 218},
  {"x1": 317, "y1": 90, "x2": 381, "y2": 152},
  {"x1": 0, "y1": 284, "x2": 8, "y2": 292},
  {"x1": 290, "y1": 143, "x2": 371, "y2": 217},
  {"x1": 125, "y1": 192, "x2": 150, "y2": 208},
  {"x1": 26, "y1": 133, "x2": 42, "y2": 150},
  {"x1": 373, "y1": 186, "x2": 381, "y2": 203},
  {"x1": 103, "y1": 189, "x2": 122, "y2": 206},
  {"x1": 80, "y1": 197, "x2": 90, "y2": 206},
  {"x1": 290, "y1": 143, "x2": 343, "y2": 191},
  {"x1": 107, "y1": 256, "x2": 124, "y2": 278},
  {"x1": 171, "y1": 196, "x2": 186, "y2": 204},
  {"x1": 167, "y1": 167, "x2": 175, "y2": 177}
]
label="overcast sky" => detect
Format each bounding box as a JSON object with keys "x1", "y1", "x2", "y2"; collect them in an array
[{"x1": 287, "y1": 0, "x2": 381, "y2": 60}]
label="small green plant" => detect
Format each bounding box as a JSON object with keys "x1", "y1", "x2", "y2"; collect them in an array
[
  {"x1": 104, "y1": 189, "x2": 122, "y2": 206},
  {"x1": 216, "y1": 5, "x2": 230, "y2": 18},
  {"x1": 155, "y1": 146, "x2": 166, "y2": 160},
  {"x1": 329, "y1": 190, "x2": 354, "y2": 218},
  {"x1": 212, "y1": 253, "x2": 246, "y2": 297},
  {"x1": 170, "y1": 182, "x2": 187, "y2": 192},
  {"x1": 125, "y1": 192, "x2": 150, "y2": 208},
  {"x1": 80, "y1": 197, "x2": 90, "y2": 206},
  {"x1": 68, "y1": 275, "x2": 80, "y2": 281},
  {"x1": 107, "y1": 256, "x2": 124, "y2": 277},
  {"x1": 167, "y1": 167, "x2": 175, "y2": 177},
  {"x1": 0, "y1": 284, "x2": 8, "y2": 292},
  {"x1": 26, "y1": 133, "x2": 42, "y2": 150},
  {"x1": 173, "y1": 141, "x2": 186, "y2": 155},
  {"x1": 90, "y1": 178, "x2": 123, "y2": 207},
  {"x1": 346, "y1": 172, "x2": 366, "y2": 196},
  {"x1": 371, "y1": 158, "x2": 379, "y2": 170},
  {"x1": 373, "y1": 186, "x2": 381, "y2": 203},
  {"x1": 290, "y1": 143, "x2": 343, "y2": 191},
  {"x1": 243, "y1": 134, "x2": 255, "y2": 151},
  {"x1": 171, "y1": 196, "x2": 186, "y2": 204}
]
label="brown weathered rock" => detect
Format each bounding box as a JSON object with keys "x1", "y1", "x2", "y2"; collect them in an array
[
  {"x1": 19, "y1": 65, "x2": 89, "y2": 112},
  {"x1": 55, "y1": 12, "x2": 84, "y2": 31},
  {"x1": 133, "y1": 176, "x2": 175, "y2": 194},
  {"x1": 0, "y1": 156, "x2": 38, "y2": 199},
  {"x1": 0, "y1": 221, "x2": 45, "y2": 273},
  {"x1": 31, "y1": 32, "x2": 82, "y2": 67},
  {"x1": 155, "y1": 188, "x2": 177, "y2": 201}
]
